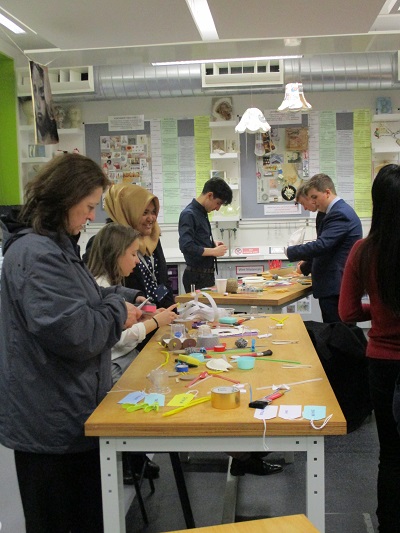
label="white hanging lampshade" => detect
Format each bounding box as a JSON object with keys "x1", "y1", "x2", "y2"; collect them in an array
[
  {"x1": 278, "y1": 82, "x2": 312, "y2": 112},
  {"x1": 298, "y1": 82, "x2": 312, "y2": 110},
  {"x1": 235, "y1": 107, "x2": 271, "y2": 134}
]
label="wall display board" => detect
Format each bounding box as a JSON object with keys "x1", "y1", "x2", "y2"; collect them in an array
[
  {"x1": 99, "y1": 134, "x2": 151, "y2": 188},
  {"x1": 85, "y1": 108, "x2": 372, "y2": 224},
  {"x1": 86, "y1": 118, "x2": 210, "y2": 224},
  {"x1": 240, "y1": 109, "x2": 372, "y2": 219},
  {"x1": 255, "y1": 127, "x2": 309, "y2": 204}
]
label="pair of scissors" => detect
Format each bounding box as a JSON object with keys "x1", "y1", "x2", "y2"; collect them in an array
[
  {"x1": 124, "y1": 402, "x2": 159, "y2": 413},
  {"x1": 144, "y1": 403, "x2": 159, "y2": 413},
  {"x1": 270, "y1": 316, "x2": 289, "y2": 325}
]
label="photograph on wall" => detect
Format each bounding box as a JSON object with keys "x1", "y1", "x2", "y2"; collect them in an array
[
  {"x1": 29, "y1": 61, "x2": 59, "y2": 145},
  {"x1": 210, "y1": 170, "x2": 227, "y2": 180},
  {"x1": 255, "y1": 124, "x2": 309, "y2": 204},
  {"x1": 211, "y1": 139, "x2": 226, "y2": 153},
  {"x1": 285, "y1": 127, "x2": 308, "y2": 151},
  {"x1": 211, "y1": 97, "x2": 233, "y2": 121},
  {"x1": 100, "y1": 135, "x2": 151, "y2": 186},
  {"x1": 262, "y1": 131, "x2": 276, "y2": 153}
]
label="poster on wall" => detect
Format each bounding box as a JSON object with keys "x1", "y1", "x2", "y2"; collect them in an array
[
  {"x1": 256, "y1": 125, "x2": 308, "y2": 204},
  {"x1": 99, "y1": 135, "x2": 152, "y2": 188},
  {"x1": 29, "y1": 61, "x2": 59, "y2": 145}
]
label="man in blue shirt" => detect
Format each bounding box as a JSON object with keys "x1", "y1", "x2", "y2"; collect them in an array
[
  {"x1": 179, "y1": 177, "x2": 233, "y2": 292},
  {"x1": 286, "y1": 173, "x2": 362, "y2": 323}
]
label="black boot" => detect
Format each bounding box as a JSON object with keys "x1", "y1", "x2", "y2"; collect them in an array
[
  {"x1": 130, "y1": 453, "x2": 160, "y2": 480},
  {"x1": 230, "y1": 455, "x2": 283, "y2": 476},
  {"x1": 122, "y1": 453, "x2": 135, "y2": 485}
]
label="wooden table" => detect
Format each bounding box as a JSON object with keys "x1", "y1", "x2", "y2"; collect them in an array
[
  {"x1": 166, "y1": 514, "x2": 320, "y2": 533},
  {"x1": 85, "y1": 314, "x2": 345, "y2": 533},
  {"x1": 175, "y1": 283, "x2": 312, "y2": 314}
]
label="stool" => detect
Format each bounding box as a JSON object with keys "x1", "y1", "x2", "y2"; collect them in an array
[
  {"x1": 169, "y1": 452, "x2": 195, "y2": 528},
  {"x1": 132, "y1": 456, "x2": 155, "y2": 524}
]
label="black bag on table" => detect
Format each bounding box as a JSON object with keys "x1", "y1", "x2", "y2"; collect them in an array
[{"x1": 304, "y1": 320, "x2": 373, "y2": 433}]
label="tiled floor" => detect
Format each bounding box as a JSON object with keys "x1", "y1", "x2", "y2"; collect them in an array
[{"x1": 125, "y1": 414, "x2": 379, "y2": 533}]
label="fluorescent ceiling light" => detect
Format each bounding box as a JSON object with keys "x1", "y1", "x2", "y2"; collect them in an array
[
  {"x1": 185, "y1": 0, "x2": 219, "y2": 41},
  {"x1": 0, "y1": 13, "x2": 25, "y2": 34},
  {"x1": 152, "y1": 55, "x2": 303, "y2": 66}
]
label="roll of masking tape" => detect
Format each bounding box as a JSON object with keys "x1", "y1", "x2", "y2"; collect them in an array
[
  {"x1": 197, "y1": 334, "x2": 219, "y2": 349},
  {"x1": 211, "y1": 386, "x2": 240, "y2": 410},
  {"x1": 213, "y1": 344, "x2": 226, "y2": 352},
  {"x1": 175, "y1": 363, "x2": 189, "y2": 372}
]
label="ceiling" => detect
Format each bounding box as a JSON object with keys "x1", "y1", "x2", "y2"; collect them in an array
[{"x1": 1, "y1": 0, "x2": 400, "y2": 70}]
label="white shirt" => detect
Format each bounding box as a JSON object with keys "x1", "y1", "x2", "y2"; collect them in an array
[{"x1": 96, "y1": 275, "x2": 146, "y2": 361}]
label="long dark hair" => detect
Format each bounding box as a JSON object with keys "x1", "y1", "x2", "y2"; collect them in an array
[
  {"x1": 357, "y1": 164, "x2": 400, "y2": 315},
  {"x1": 19, "y1": 153, "x2": 109, "y2": 236},
  {"x1": 87, "y1": 223, "x2": 140, "y2": 285}
]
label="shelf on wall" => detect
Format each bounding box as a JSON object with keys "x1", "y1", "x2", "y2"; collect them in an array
[
  {"x1": 213, "y1": 216, "x2": 240, "y2": 222},
  {"x1": 372, "y1": 150, "x2": 400, "y2": 155},
  {"x1": 209, "y1": 120, "x2": 238, "y2": 128},
  {"x1": 372, "y1": 114, "x2": 400, "y2": 122},
  {"x1": 20, "y1": 126, "x2": 83, "y2": 135},
  {"x1": 21, "y1": 157, "x2": 51, "y2": 164},
  {"x1": 210, "y1": 153, "x2": 238, "y2": 160},
  {"x1": 17, "y1": 66, "x2": 94, "y2": 96}
]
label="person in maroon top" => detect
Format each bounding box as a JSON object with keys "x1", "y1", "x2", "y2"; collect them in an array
[{"x1": 339, "y1": 164, "x2": 400, "y2": 533}]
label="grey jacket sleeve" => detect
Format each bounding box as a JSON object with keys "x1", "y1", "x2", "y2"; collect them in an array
[
  {"x1": 23, "y1": 251, "x2": 127, "y2": 361},
  {"x1": 100, "y1": 285, "x2": 144, "y2": 304}
]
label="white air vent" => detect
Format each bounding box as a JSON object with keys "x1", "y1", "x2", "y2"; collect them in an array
[
  {"x1": 201, "y1": 60, "x2": 283, "y2": 88},
  {"x1": 17, "y1": 66, "x2": 94, "y2": 96}
]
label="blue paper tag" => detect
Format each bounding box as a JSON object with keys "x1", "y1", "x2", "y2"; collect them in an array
[
  {"x1": 303, "y1": 405, "x2": 326, "y2": 421},
  {"x1": 118, "y1": 391, "x2": 146, "y2": 404},
  {"x1": 144, "y1": 393, "x2": 165, "y2": 406}
]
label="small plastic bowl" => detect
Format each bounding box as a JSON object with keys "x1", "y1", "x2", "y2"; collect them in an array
[{"x1": 237, "y1": 356, "x2": 255, "y2": 370}]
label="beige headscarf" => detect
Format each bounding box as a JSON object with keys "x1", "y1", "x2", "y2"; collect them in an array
[{"x1": 104, "y1": 183, "x2": 161, "y2": 256}]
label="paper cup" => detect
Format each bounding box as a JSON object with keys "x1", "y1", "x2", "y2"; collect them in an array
[{"x1": 215, "y1": 279, "x2": 227, "y2": 293}]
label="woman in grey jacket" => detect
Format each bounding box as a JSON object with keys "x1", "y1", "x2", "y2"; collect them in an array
[{"x1": 0, "y1": 154, "x2": 142, "y2": 533}]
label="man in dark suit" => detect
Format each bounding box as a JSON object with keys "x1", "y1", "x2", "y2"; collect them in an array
[
  {"x1": 286, "y1": 174, "x2": 362, "y2": 322},
  {"x1": 294, "y1": 183, "x2": 325, "y2": 276}
]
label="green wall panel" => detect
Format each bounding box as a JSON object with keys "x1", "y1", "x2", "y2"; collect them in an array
[{"x1": 0, "y1": 54, "x2": 20, "y2": 204}]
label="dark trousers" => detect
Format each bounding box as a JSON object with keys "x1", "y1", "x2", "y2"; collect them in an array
[
  {"x1": 15, "y1": 448, "x2": 103, "y2": 533},
  {"x1": 318, "y1": 295, "x2": 340, "y2": 323},
  {"x1": 368, "y1": 358, "x2": 400, "y2": 533},
  {"x1": 183, "y1": 269, "x2": 215, "y2": 293}
]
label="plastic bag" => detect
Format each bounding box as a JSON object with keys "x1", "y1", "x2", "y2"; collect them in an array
[
  {"x1": 177, "y1": 292, "x2": 227, "y2": 321},
  {"x1": 288, "y1": 226, "x2": 306, "y2": 246}
]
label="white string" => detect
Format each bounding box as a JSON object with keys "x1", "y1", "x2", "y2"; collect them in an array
[
  {"x1": 262, "y1": 417, "x2": 270, "y2": 452},
  {"x1": 310, "y1": 414, "x2": 333, "y2": 430}
]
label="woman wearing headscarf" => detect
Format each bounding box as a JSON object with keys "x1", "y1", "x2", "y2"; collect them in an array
[{"x1": 103, "y1": 183, "x2": 175, "y2": 309}]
